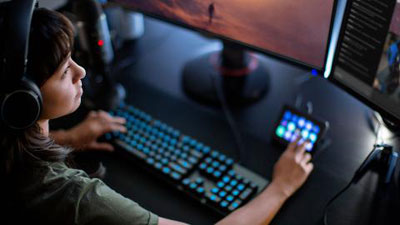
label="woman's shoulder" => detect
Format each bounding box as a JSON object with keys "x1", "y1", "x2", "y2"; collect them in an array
[
  {"x1": 19, "y1": 160, "x2": 92, "y2": 199},
  {"x1": 19, "y1": 161, "x2": 159, "y2": 225},
  {"x1": 40, "y1": 161, "x2": 90, "y2": 182}
]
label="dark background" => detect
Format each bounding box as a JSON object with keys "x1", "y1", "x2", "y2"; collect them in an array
[{"x1": 51, "y1": 13, "x2": 400, "y2": 225}]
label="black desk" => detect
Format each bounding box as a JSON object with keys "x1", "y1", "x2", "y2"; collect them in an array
[{"x1": 58, "y1": 17, "x2": 400, "y2": 225}]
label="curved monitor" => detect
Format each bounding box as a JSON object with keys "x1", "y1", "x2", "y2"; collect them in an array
[
  {"x1": 112, "y1": 0, "x2": 337, "y2": 70},
  {"x1": 330, "y1": 0, "x2": 400, "y2": 124}
]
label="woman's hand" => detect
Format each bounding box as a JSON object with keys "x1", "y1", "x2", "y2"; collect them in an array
[
  {"x1": 271, "y1": 138, "x2": 314, "y2": 198},
  {"x1": 51, "y1": 110, "x2": 126, "y2": 152}
]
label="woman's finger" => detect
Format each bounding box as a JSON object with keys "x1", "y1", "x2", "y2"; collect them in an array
[
  {"x1": 301, "y1": 152, "x2": 312, "y2": 166},
  {"x1": 97, "y1": 110, "x2": 126, "y2": 124},
  {"x1": 111, "y1": 116, "x2": 126, "y2": 124},
  {"x1": 294, "y1": 141, "x2": 307, "y2": 163},
  {"x1": 88, "y1": 142, "x2": 115, "y2": 152},
  {"x1": 295, "y1": 140, "x2": 308, "y2": 154},
  {"x1": 97, "y1": 110, "x2": 114, "y2": 121},
  {"x1": 287, "y1": 136, "x2": 301, "y2": 153},
  {"x1": 103, "y1": 123, "x2": 127, "y2": 134},
  {"x1": 88, "y1": 110, "x2": 98, "y2": 118},
  {"x1": 304, "y1": 162, "x2": 314, "y2": 173}
]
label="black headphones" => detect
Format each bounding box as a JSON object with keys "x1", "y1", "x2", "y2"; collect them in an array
[{"x1": 0, "y1": 0, "x2": 42, "y2": 130}]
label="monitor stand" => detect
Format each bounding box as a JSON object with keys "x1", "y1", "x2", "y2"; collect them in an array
[
  {"x1": 356, "y1": 113, "x2": 400, "y2": 185},
  {"x1": 182, "y1": 41, "x2": 270, "y2": 105},
  {"x1": 351, "y1": 143, "x2": 400, "y2": 225},
  {"x1": 352, "y1": 144, "x2": 398, "y2": 185}
]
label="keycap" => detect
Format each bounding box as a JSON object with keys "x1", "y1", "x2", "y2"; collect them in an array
[
  {"x1": 226, "y1": 195, "x2": 234, "y2": 202},
  {"x1": 206, "y1": 193, "x2": 221, "y2": 204},
  {"x1": 220, "y1": 201, "x2": 229, "y2": 208},
  {"x1": 239, "y1": 188, "x2": 254, "y2": 200},
  {"x1": 228, "y1": 200, "x2": 242, "y2": 211}
]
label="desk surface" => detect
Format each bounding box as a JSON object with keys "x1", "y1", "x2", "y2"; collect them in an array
[{"x1": 57, "y1": 16, "x2": 400, "y2": 225}]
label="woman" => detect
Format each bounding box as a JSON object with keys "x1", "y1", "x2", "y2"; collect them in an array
[{"x1": 1, "y1": 8, "x2": 313, "y2": 225}]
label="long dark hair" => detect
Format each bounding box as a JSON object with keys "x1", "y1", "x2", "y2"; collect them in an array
[
  {"x1": 0, "y1": 8, "x2": 77, "y2": 223},
  {"x1": 0, "y1": 8, "x2": 75, "y2": 177}
]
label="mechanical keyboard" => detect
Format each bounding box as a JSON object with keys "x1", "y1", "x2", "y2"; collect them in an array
[{"x1": 105, "y1": 103, "x2": 269, "y2": 215}]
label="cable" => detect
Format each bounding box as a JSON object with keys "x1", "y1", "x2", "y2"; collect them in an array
[
  {"x1": 323, "y1": 180, "x2": 353, "y2": 225},
  {"x1": 322, "y1": 122, "x2": 387, "y2": 225},
  {"x1": 210, "y1": 72, "x2": 246, "y2": 162},
  {"x1": 293, "y1": 73, "x2": 317, "y2": 115},
  {"x1": 322, "y1": 146, "x2": 377, "y2": 225},
  {"x1": 294, "y1": 94, "x2": 313, "y2": 115},
  {"x1": 295, "y1": 94, "x2": 303, "y2": 109},
  {"x1": 306, "y1": 101, "x2": 313, "y2": 115}
]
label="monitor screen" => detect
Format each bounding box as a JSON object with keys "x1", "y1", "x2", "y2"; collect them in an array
[
  {"x1": 330, "y1": 0, "x2": 400, "y2": 122},
  {"x1": 113, "y1": 0, "x2": 336, "y2": 70}
]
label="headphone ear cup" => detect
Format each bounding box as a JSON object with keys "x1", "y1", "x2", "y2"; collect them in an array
[{"x1": 0, "y1": 78, "x2": 42, "y2": 130}]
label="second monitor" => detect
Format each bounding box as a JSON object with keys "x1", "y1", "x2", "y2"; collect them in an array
[{"x1": 330, "y1": 0, "x2": 400, "y2": 128}]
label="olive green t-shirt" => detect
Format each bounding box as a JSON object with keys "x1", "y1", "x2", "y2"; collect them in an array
[{"x1": 18, "y1": 161, "x2": 158, "y2": 225}]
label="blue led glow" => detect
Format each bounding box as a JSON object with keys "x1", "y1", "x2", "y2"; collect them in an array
[
  {"x1": 306, "y1": 142, "x2": 313, "y2": 151},
  {"x1": 301, "y1": 130, "x2": 309, "y2": 139},
  {"x1": 288, "y1": 122, "x2": 296, "y2": 131},
  {"x1": 309, "y1": 133, "x2": 317, "y2": 142},
  {"x1": 284, "y1": 131, "x2": 292, "y2": 140},
  {"x1": 305, "y1": 122, "x2": 313, "y2": 130},
  {"x1": 284, "y1": 111, "x2": 291, "y2": 119},
  {"x1": 311, "y1": 69, "x2": 318, "y2": 76},
  {"x1": 313, "y1": 126, "x2": 320, "y2": 133},
  {"x1": 298, "y1": 118, "x2": 305, "y2": 127}
]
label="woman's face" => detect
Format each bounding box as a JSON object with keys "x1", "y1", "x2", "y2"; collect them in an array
[{"x1": 39, "y1": 55, "x2": 86, "y2": 120}]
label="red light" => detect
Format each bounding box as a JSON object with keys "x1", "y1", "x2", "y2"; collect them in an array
[{"x1": 97, "y1": 40, "x2": 104, "y2": 46}]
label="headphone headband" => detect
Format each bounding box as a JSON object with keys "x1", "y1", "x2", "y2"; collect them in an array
[{"x1": 3, "y1": 0, "x2": 37, "y2": 85}]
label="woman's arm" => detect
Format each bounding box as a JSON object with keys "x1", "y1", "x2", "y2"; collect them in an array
[
  {"x1": 158, "y1": 217, "x2": 188, "y2": 225},
  {"x1": 216, "y1": 139, "x2": 313, "y2": 225},
  {"x1": 156, "y1": 183, "x2": 289, "y2": 225}
]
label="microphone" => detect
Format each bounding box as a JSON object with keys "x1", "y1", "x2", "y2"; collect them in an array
[
  {"x1": 72, "y1": 0, "x2": 125, "y2": 111},
  {"x1": 73, "y1": 0, "x2": 114, "y2": 74}
]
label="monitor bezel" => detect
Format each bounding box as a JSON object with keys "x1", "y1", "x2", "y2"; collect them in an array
[
  {"x1": 329, "y1": 0, "x2": 400, "y2": 124},
  {"x1": 110, "y1": 0, "x2": 339, "y2": 73}
]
